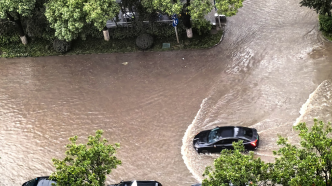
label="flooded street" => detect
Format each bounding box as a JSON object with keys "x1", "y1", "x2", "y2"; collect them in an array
[{"x1": 1, "y1": 0, "x2": 332, "y2": 185}]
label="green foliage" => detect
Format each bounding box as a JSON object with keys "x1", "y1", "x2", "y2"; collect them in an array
[
  {"x1": 0, "y1": 38, "x2": 57, "y2": 58},
  {"x1": 21, "y1": 4, "x2": 56, "y2": 41},
  {"x1": 0, "y1": 19, "x2": 17, "y2": 35},
  {"x1": 49, "y1": 130, "x2": 121, "y2": 186},
  {"x1": 148, "y1": 22, "x2": 180, "y2": 38},
  {"x1": 202, "y1": 141, "x2": 274, "y2": 186},
  {"x1": 53, "y1": 39, "x2": 71, "y2": 53},
  {"x1": 44, "y1": 0, "x2": 86, "y2": 41},
  {"x1": 192, "y1": 19, "x2": 212, "y2": 35},
  {"x1": 189, "y1": 0, "x2": 213, "y2": 20},
  {"x1": 0, "y1": 34, "x2": 20, "y2": 45},
  {"x1": 80, "y1": 24, "x2": 104, "y2": 40},
  {"x1": 319, "y1": 14, "x2": 332, "y2": 33},
  {"x1": 187, "y1": 0, "x2": 213, "y2": 34},
  {"x1": 136, "y1": 33, "x2": 154, "y2": 50},
  {"x1": 0, "y1": 19, "x2": 21, "y2": 44},
  {"x1": 0, "y1": 0, "x2": 36, "y2": 19},
  {"x1": 273, "y1": 119, "x2": 332, "y2": 185},
  {"x1": 150, "y1": 0, "x2": 183, "y2": 15},
  {"x1": 110, "y1": 28, "x2": 139, "y2": 40},
  {"x1": 215, "y1": 0, "x2": 244, "y2": 17},
  {"x1": 45, "y1": 0, "x2": 120, "y2": 41},
  {"x1": 300, "y1": 0, "x2": 332, "y2": 16},
  {"x1": 83, "y1": 0, "x2": 120, "y2": 30}
]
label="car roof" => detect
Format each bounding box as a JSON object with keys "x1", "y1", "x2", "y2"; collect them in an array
[
  {"x1": 119, "y1": 180, "x2": 160, "y2": 186},
  {"x1": 136, "y1": 181, "x2": 159, "y2": 186},
  {"x1": 213, "y1": 126, "x2": 252, "y2": 139}
]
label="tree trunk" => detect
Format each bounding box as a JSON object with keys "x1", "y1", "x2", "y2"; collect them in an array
[
  {"x1": 186, "y1": 28, "x2": 193, "y2": 38},
  {"x1": 103, "y1": 27, "x2": 110, "y2": 41},
  {"x1": 7, "y1": 13, "x2": 28, "y2": 45}
]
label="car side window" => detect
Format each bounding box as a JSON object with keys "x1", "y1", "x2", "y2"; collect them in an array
[{"x1": 215, "y1": 140, "x2": 224, "y2": 145}]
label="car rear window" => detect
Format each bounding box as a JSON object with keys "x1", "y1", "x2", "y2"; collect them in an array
[
  {"x1": 236, "y1": 128, "x2": 253, "y2": 139},
  {"x1": 243, "y1": 128, "x2": 253, "y2": 138}
]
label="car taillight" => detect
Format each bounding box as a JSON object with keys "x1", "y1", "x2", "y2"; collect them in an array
[{"x1": 251, "y1": 139, "x2": 258, "y2": 147}]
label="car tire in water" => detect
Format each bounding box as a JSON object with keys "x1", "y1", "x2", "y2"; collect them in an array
[{"x1": 201, "y1": 150, "x2": 209, "y2": 154}]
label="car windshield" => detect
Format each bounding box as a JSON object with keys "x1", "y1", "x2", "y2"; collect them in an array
[{"x1": 208, "y1": 128, "x2": 220, "y2": 143}]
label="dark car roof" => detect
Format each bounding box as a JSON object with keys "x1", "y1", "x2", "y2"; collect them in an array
[
  {"x1": 218, "y1": 127, "x2": 234, "y2": 137},
  {"x1": 215, "y1": 126, "x2": 253, "y2": 138},
  {"x1": 136, "y1": 181, "x2": 160, "y2": 186},
  {"x1": 108, "y1": 180, "x2": 161, "y2": 186}
]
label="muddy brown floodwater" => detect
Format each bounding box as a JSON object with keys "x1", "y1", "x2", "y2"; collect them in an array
[{"x1": 2, "y1": 0, "x2": 332, "y2": 185}]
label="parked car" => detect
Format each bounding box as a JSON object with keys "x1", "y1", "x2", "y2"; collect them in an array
[
  {"x1": 108, "y1": 180, "x2": 162, "y2": 186},
  {"x1": 22, "y1": 176, "x2": 56, "y2": 186},
  {"x1": 193, "y1": 126, "x2": 259, "y2": 153}
]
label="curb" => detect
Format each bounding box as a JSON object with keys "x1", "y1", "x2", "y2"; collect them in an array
[
  {"x1": 0, "y1": 27, "x2": 226, "y2": 58},
  {"x1": 210, "y1": 25, "x2": 226, "y2": 49},
  {"x1": 319, "y1": 31, "x2": 332, "y2": 43}
]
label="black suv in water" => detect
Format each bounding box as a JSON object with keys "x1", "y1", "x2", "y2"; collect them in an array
[
  {"x1": 22, "y1": 176, "x2": 56, "y2": 186},
  {"x1": 108, "y1": 180, "x2": 162, "y2": 186},
  {"x1": 193, "y1": 126, "x2": 259, "y2": 153}
]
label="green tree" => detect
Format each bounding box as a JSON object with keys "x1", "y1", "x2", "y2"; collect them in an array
[
  {"x1": 45, "y1": 0, "x2": 120, "y2": 41},
  {"x1": 273, "y1": 119, "x2": 332, "y2": 186},
  {"x1": 215, "y1": 0, "x2": 244, "y2": 17},
  {"x1": 202, "y1": 141, "x2": 274, "y2": 186},
  {"x1": 0, "y1": 0, "x2": 36, "y2": 44},
  {"x1": 50, "y1": 130, "x2": 122, "y2": 186},
  {"x1": 150, "y1": 0, "x2": 182, "y2": 15},
  {"x1": 188, "y1": 0, "x2": 212, "y2": 21},
  {"x1": 300, "y1": 0, "x2": 332, "y2": 16}
]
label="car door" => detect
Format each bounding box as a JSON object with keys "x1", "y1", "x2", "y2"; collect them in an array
[
  {"x1": 223, "y1": 139, "x2": 239, "y2": 149},
  {"x1": 213, "y1": 140, "x2": 226, "y2": 152}
]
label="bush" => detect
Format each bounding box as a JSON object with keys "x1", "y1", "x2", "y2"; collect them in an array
[
  {"x1": 319, "y1": 14, "x2": 332, "y2": 33},
  {"x1": 80, "y1": 24, "x2": 104, "y2": 40},
  {"x1": 148, "y1": 22, "x2": 176, "y2": 38},
  {"x1": 0, "y1": 34, "x2": 20, "y2": 45},
  {"x1": 136, "y1": 33, "x2": 153, "y2": 50},
  {"x1": 110, "y1": 27, "x2": 140, "y2": 40},
  {"x1": 0, "y1": 19, "x2": 21, "y2": 45},
  {"x1": 53, "y1": 39, "x2": 71, "y2": 53},
  {"x1": 192, "y1": 19, "x2": 212, "y2": 35}
]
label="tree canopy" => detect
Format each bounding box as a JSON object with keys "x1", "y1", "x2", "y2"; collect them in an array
[
  {"x1": 202, "y1": 141, "x2": 274, "y2": 186},
  {"x1": 50, "y1": 130, "x2": 121, "y2": 186},
  {"x1": 273, "y1": 119, "x2": 332, "y2": 185},
  {"x1": 300, "y1": 0, "x2": 332, "y2": 16},
  {"x1": 188, "y1": 0, "x2": 213, "y2": 20},
  {"x1": 215, "y1": 0, "x2": 244, "y2": 17},
  {"x1": 0, "y1": 0, "x2": 36, "y2": 19},
  {"x1": 0, "y1": 0, "x2": 37, "y2": 40},
  {"x1": 45, "y1": 0, "x2": 120, "y2": 41}
]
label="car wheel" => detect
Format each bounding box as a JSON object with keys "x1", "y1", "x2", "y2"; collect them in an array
[{"x1": 201, "y1": 150, "x2": 209, "y2": 154}]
